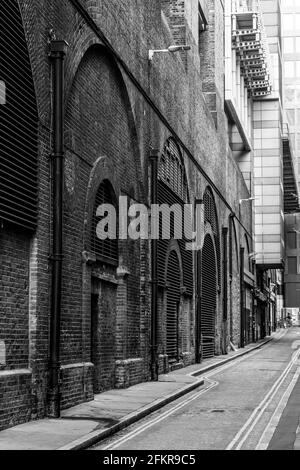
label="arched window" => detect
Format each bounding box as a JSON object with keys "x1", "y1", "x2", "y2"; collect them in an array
[
  {"x1": 229, "y1": 216, "x2": 239, "y2": 275},
  {"x1": 157, "y1": 137, "x2": 193, "y2": 296},
  {"x1": 159, "y1": 138, "x2": 187, "y2": 201},
  {"x1": 91, "y1": 180, "x2": 118, "y2": 265},
  {"x1": 0, "y1": 0, "x2": 38, "y2": 231},
  {"x1": 203, "y1": 187, "x2": 220, "y2": 284}
]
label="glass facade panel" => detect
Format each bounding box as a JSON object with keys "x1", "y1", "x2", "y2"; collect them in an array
[
  {"x1": 284, "y1": 37, "x2": 294, "y2": 53},
  {"x1": 283, "y1": 14, "x2": 293, "y2": 31},
  {"x1": 287, "y1": 108, "x2": 295, "y2": 125},
  {"x1": 285, "y1": 61, "x2": 294, "y2": 77},
  {"x1": 285, "y1": 87, "x2": 295, "y2": 106}
]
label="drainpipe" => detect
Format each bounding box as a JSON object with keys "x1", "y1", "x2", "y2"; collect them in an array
[
  {"x1": 240, "y1": 246, "x2": 245, "y2": 348},
  {"x1": 229, "y1": 215, "x2": 234, "y2": 342},
  {"x1": 150, "y1": 149, "x2": 159, "y2": 381},
  {"x1": 222, "y1": 227, "x2": 228, "y2": 354},
  {"x1": 195, "y1": 199, "x2": 203, "y2": 364},
  {"x1": 48, "y1": 40, "x2": 68, "y2": 418}
]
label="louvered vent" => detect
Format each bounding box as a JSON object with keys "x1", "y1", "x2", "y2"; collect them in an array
[
  {"x1": 157, "y1": 138, "x2": 193, "y2": 296},
  {"x1": 159, "y1": 139, "x2": 187, "y2": 201},
  {"x1": 91, "y1": 180, "x2": 118, "y2": 265},
  {"x1": 201, "y1": 234, "x2": 217, "y2": 359},
  {"x1": 203, "y1": 188, "x2": 220, "y2": 285},
  {"x1": 0, "y1": 0, "x2": 38, "y2": 231},
  {"x1": 166, "y1": 250, "x2": 181, "y2": 360}
]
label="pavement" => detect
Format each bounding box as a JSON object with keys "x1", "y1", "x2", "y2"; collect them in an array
[{"x1": 0, "y1": 335, "x2": 276, "y2": 450}]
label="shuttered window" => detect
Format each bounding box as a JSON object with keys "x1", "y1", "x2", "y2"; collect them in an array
[
  {"x1": 159, "y1": 139, "x2": 187, "y2": 201},
  {"x1": 157, "y1": 138, "x2": 193, "y2": 296},
  {"x1": 0, "y1": 0, "x2": 38, "y2": 231},
  {"x1": 166, "y1": 250, "x2": 181, "y2": 360},
  {"x1": 91, "y1": 180, "x2": 118, "y2": 265},
  {"x1": 201, "y1": 234, "x2": 217, "y2": 359},
  {"x1": 203, "y1": 188, "x2": 220, "y2": 284}
]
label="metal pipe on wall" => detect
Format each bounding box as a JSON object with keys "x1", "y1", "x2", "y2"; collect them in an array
[
  {"x1": 150, "y1": 149, "x2": 159, "y2": 381},
  {"x1": 222, "y1": 227, "x2": 228, "y2": 354},
  {"x1": 240, "y1": 246, "x2": 245, "y2": 349},
  {"x1": 48, "y1": 39, "x2": 68, "y2": 418}
]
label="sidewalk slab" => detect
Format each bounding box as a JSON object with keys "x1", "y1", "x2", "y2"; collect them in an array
[{"x1": 0, "y1": 332, "x2": 279, "y2": 451}]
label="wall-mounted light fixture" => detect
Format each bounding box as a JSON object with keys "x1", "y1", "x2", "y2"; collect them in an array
[
  {"x1": 239, "y1": 197, "x2": 256, "y2": 204},
  {"x1": 148, "y1": 44, "x2": 191, "y2": 61}
]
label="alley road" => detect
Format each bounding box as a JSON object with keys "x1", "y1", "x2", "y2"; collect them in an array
[{"x1": 91, "y1": 328, "x2": 300, "y2": 450}]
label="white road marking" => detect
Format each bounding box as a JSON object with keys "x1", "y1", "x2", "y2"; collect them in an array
[
  {"x1": 256, "y1": 367, "x2": 300, "y2": 450},
  {"x1": 101, "y1": 344, "x2": 270, "y2": 450},
  {"x1": 226, "y1": 347, "x2": 300, "y2": 450},
  {"x1": 101, "y1": 330, "x2": 288, "y2": 451}
]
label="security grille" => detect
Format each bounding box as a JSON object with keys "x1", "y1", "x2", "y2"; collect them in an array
[
  {"x1": 0, "y1": 0, "x2": 38, "y2": 231},
  {"x1": 166, "y1": 250, "x2": 181, "y2": 360},
  {"x1": 201, "y1": 234, "x2": 217, "y2": 359},
  {"x1": 157, "y1": 138, "x2": 193, "y2": 296},
  {"x1": 91, "y1": 180, "x2": 118, "y2": 265},
  {"x1": 203, "y1": 188, "x2": 220, "y2": 284},
  {"x1": 159, "y1": 138, "x2": 187, "y2": 201}
]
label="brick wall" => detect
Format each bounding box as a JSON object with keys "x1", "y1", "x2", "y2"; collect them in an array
[
  {"x1": 0, "y1": 0, "x2": 255, "y2": 430},
  {"x1": 0, "y1": 370, "x2": 32, "y2": 431},
  {"x1": 0, "y1": 229, "x2": 30, "y2": 369}
]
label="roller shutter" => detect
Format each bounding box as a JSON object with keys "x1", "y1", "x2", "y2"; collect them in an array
[
  {"x1": 157, "y1": 181, "x2": 193, "y2": 295},
  {"x1": 166, "y1": 250, "x2": 181, "y2": 360},
  {"x1": 0, "y1": 0, "x2": 38, "y2": 231},
  {"x1": 201, "y1": 234, "x2": 217, "y2": 359},
  {"x1": 203, "y1": 188, "x2": 220, "y2": 285},
  {"x1": 91, "y1": 180, "x2": 118, "y2": 265}
]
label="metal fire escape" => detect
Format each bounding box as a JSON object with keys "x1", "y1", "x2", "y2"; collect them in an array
[{"x1": 232, "y1": 0, "x2": 272, "y2": 98}]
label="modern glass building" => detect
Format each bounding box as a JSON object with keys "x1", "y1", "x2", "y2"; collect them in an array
[
  {"x1": 282, "y1": 0, "x2": 300, "y2": 182},
  {"x1": 281, "y1": 0, "x2": 300, "y2": 312}
]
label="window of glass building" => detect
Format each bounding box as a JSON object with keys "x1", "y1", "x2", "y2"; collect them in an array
[
  {"x1": 288, "y1": 257, "x2": 298, "y2": 274},
  {"x1": 285, "y1": 87, "x2": 295, "y2": 106},
  {"x1": 283, "y1": 0, "x2": 294, "y2": 11},
  {"x1": 290, "y1": 132, "x2": 296, "y2": 148},
  {"x1": 287, "y1": 109, "x2": 295, "y2": 126},
  {"x1": 284, "y1": 37, "x2": 294, "y2": 53},
  {"x1": 285, "y1": 61, "x2": 294, "y2": 77},
  {"x1": 287, "y1": 232, "x2": 297, "y2": 249},
  {"x1": 296, "y1": 37, "x2": 300, "y2": 52},
  {"x1": 283, "y1": 14, "x2": 293, "y2": 31}
]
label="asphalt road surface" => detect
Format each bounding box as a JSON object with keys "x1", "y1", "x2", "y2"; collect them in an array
[{"x1": 91, "y1": 328, "x2": 300, "y2": 450}]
